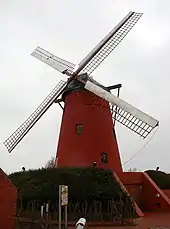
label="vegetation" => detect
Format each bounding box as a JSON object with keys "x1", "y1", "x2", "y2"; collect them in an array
[
  {"x1": 8, "y1": 167, "x2": 137, "y2": 222},
  {"x1": 8, "y1": 166, "x2": 170, "y2": 202},
  {"x1": 7, "y1": 160, "x2": 170, "y2": 225},
  {"x1": 145, "y1": 170, "x2": 170, "y2": 190},
  {"x1": 44, "y1": 157, "x2": 56, "y2": 169},
  {"x1": 128, "y1": 168, "x2": 138, "y2": 172},
  {"x1": 9, "y1": 167, "x2": 124, "y2": 202}
]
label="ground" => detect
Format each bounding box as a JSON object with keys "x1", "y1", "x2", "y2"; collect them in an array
[{"x1": 83, "y1": 213, "x2": 170, "y2": 228}]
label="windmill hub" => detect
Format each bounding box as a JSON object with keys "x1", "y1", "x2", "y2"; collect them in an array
[{"x1": 62, "y1": 73, "x2": 109, "y2": 102}]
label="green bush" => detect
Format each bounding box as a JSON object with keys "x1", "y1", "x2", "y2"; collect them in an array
[
  {"x1": 145, "y1": 170, "x2": 170, "y2": 189},
  {"x1": 8, "y1": 167, "x2": 138, "y2": 221},
  {"x1": 8, "y1": 167, "x2": 123, "y2": 202}
]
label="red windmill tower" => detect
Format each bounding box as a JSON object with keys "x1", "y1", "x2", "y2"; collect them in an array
[{"x1": 3, "y1": 12, "x2": 159, "y2": 174}]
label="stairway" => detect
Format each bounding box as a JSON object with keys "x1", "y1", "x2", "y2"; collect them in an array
[{"x1": 116, "y1": 171, "x2": 170, "y2": 215}]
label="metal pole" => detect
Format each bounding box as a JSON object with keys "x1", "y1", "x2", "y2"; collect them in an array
[
  {"x1": 65, "y1": 205, "x2": 68, "y2": 229},
  {"x1": 59, "y1": 185, "x2": 62, "y2": 229}
]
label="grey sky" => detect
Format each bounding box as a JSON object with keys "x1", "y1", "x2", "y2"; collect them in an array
[{"x1": 0, "y1": 0, "x2": 170, "y2": 173}]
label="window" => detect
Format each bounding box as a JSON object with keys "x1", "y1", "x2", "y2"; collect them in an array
[
  {"x1": 101, "y1": 152, "x2": 108, "y2": 164},
  {"x1": 76, "y1": 124, "x2": 83, "y2": 135}
]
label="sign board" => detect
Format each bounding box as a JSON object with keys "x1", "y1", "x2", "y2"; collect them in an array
[{"x1": 61, "y1": 185, "x2": 68, "y2": 206}]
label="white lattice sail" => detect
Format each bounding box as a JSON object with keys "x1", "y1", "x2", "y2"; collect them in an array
[{"x1": 85, "y1": 80, "x2": 158, "y2": 138}]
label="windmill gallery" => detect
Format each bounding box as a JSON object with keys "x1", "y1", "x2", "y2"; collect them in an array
[{"x1": 2, "y1": 11, "x2": 170, "y2": 229}]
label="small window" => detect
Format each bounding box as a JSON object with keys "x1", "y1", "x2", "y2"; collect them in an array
[
  {"x1": 76, "y1": 124, "x2": 83, "y2": 135},
  {"x1": 101, "y1": 152, "x2": 108, "y2": 164}
]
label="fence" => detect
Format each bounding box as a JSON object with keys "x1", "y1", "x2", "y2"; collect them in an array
[{"x1": 15, "y1": 195, "x2": 137, "y2": 228}]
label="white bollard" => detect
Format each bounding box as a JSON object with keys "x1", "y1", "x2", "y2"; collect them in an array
[
  {"x1": 40, "y1": 205, "x2": 44, "y2": 218},
  {"x1": 75, "y1": 218, "x2": 86, "y2": 229}
]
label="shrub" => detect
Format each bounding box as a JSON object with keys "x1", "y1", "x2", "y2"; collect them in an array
[
  {"x1": 145, "y1": 170, "x2": 170, "y2": 189},
  {"x1": 8, "y1": 167, "x2": 123, "y2": 202}
]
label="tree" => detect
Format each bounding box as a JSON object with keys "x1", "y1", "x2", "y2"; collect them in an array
[
  {"x1": 128, "y1": 168, "x2": 138, "y2": 172},
  {"x1": 45, "y1": 157, "x2": 56, "y2": 168}
]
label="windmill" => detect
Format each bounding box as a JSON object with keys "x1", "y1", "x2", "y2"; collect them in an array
[{"x1": 3, "y1": 12, "x2": 158, "y2": 173}]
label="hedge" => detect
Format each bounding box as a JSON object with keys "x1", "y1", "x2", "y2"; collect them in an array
[
  {"x1": 145, "y1": 170, "x2": 170, "y2": 190},
  {"x1": 8, "y1": 167, "x2": 124, "y2": 202}
]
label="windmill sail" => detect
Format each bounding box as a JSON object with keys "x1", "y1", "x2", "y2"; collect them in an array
[
  {"x1": 3, "y1": 11, "x2": 147, "y2": 154},
  {"x1": 31, "y1": 12, "x2": 143, "y2": 78},
  {"x1": 76, "y1": 12, "x2": 143, "y2": 76},
  {"x1": 3, "y1": 80, "x2": 67, "y2": 153},
  {"x1": 85, "y1": 80, "x2": 158, "y2": 138},
  {"x1": 31, "y1": 46, "x2": 76, "y2": 76}
]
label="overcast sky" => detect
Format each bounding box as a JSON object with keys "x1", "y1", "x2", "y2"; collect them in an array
[{"x1": 0, "y1": 0, "x2": 170, "y2": 174}]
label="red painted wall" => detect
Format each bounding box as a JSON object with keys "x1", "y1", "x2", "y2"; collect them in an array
[
  {"x1": 163, "y1": 190, "x2": 170, "y2": 199},
  {"x1": 56, "y1": 89, "x2": 122, "y2": 173},
  {"x1": 118, "y1": 172, "x2": 143, "y2": 185},
  {"x1": 118, "y1": 172, "x2": 170, "y2": 213},
  {"x1": 55, "y1": 88, "x2": 170, "y2": 214},
  {"x1": 141, "y1": 172, "x2": 170, "y2": 212},
  {"x1": 118, "y1": 172, "x2": 143, "y2": 205},
  {"x1": 0, "y1": 169, "x2": 17, "y2": 229},
  {"x1": 117, "y1": 172, "x2": 144, "y2": 217}
]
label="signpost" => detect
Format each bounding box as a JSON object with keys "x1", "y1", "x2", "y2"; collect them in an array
[{"x1": 59, "y1": 185, "x2": 68, "y2": 229}]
